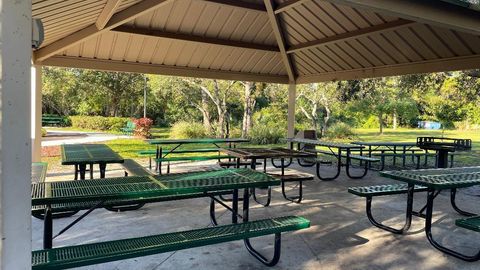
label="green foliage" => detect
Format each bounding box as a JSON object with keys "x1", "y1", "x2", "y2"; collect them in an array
[
  {"x1": 249, "y1": 106, "x2": 286, "y2": 144},
  {"x1": 325, "y1": 122, "x2": 356, "y2": 140},
  {"x1": 169, "y1": 121, "x2": 207, "y2": 139},
  {"x1": 69, "y1": 116, "x2": 130, "y2": 131},
  {"x1": 361, "y1": 115, "x2": 380, "y2": 129},
  {"x1": 41, "y1": 128, "x2": 47, "y2": 137}
]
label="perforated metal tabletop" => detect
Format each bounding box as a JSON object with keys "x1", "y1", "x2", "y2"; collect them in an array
[
  {"x1": 31, "y1": 168, "x2": 279, "y2": 205},
  {"x1": 61, "y1": 144, "x2": 124, "y2": 165},
  {"x1": 380, "y1": 166, "x2": 480, "y2": 189}
]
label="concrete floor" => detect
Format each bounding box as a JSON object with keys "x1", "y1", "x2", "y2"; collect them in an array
[{"x1": 33, "y1": 161, "x2": 480, "y2": 270}]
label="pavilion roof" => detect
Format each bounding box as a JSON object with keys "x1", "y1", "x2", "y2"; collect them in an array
[{"x1": 33, "y1": 0, "x2": 480, "y2": 84}]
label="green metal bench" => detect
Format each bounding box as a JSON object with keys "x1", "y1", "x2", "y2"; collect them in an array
[
  {"x1": 42, "y1": 115, "x2": 65, "y2": 126},
  {"x1": 456, "y1": 216, "x2": 480, "y2": 232},
  {"x1": 120, "y1": 121, "x2": 135, "y2": 135},
  {"x1": 348, "y1": 184, "x2": 428, "y2": 233},
  {"x1": 32, "y1": 216, "x2": 309, "y2": 270},
  {"x1": 139, "y1": 148, "x2": 220, "y2": 169},
  {"x1": 156, "y1": 155, "x2": 235, "y2": 174}
]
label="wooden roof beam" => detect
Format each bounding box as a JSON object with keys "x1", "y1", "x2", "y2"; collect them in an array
[
  {"x1": 201, "y1": 0, "x2": 266, "y2": 12},
  {"x1": 112, "y1": 26, "x2": 280, "y2": 52},
  {"x1": 323, "y1": 0, "x2": 480, "y2": 36},
  {"x1": 96, "y1": 0, "x2": 122, "y2": 30},
  {"x1": 274, "y1": 0, "x2": 311, "y2": 14},
  {"x1": 34, "y1": 0, "x2": 174, "y2": 62},
  {"x1": 40, "y1": 56, "x2": 290, "y2": 84},
  {"x1": 287, "y1": 19, "x2": 415, "y2": 54},
  {"x1": 264, "y1": 0, "x2": 296, "y2": 83}
]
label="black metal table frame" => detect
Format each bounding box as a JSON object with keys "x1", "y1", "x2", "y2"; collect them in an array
[
  {"x1": 352, "y1": 143, "x2": 423, "y2": 168},
  {"x1": 41, "y1": 187, "x2": 282, "y2": 266},
  {"x1": 290, "y1": 141, "x2": 366, "y2": 181},
  {"x1": 152, "y1": 140, "x2": 246, "y2": 174},
  {"x1": 367, "y1": 184, "x2": 478, "y2": 261}
]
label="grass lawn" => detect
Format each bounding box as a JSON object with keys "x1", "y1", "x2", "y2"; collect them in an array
[{"x1": 41, "y1": 127, "x2": 480, "y2": 171}]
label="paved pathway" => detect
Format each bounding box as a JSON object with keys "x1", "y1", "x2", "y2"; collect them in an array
[{"x1": 42, "y1": 129, "x2": 130, "y2": 146}]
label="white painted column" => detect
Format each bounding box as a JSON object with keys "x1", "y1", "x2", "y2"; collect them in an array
[
  {"x1": 287, "y1": 83, "x2": 296, "y2": 138},
  {"x1": 31, "y1": 66, "x2": 42, "y2": 162},
  {"x1": 0, "y1": 0, "x2": 32, "y2": 269}
]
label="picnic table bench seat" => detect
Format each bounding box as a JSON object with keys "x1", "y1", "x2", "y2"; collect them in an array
[
  {"x1": 42, "y1": 115, "x2": 65, "y2": 126},
  {"x1": 456, "y1": 216, "x2": 480, "y2": 232},
  {"x1": 156, "y1": 155, "x2": 235, "y2": 174},
  {"x1": 252, "y1": 171, "x2": 315, "y2": 204},
  {"x1": 348, "y1": 184, "x2": 428, "y2": 234},
  {"x1": 122, "y1": 158, "x2": 153, "y2": 177},
  {"x1": 139, "y1": 148, "x2": 220, "y2": 156},
  {"x1": 32, "y1": 216, "x2": 310, "y2": 270}
]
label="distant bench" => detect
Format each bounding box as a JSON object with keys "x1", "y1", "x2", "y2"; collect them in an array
[{"x1": 42, "y1": 115, "x2": 65, "y2": 126}]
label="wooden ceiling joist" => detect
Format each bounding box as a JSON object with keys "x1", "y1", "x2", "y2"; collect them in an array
[
  {"x1": 264, "y1": 0, "x2": 296, "y2": 82},
  {"x1": 34, "y1": 0, "x2": 174, "y2": 62},
  {"x1": 96, "y1": 0, "x2": 122, "y2": 30},
  {"x1": 201, "y1": 0, "x2": 266, "y2": 12},
  {"x1": 112, "y1": 25, "x2": 280, "y2": 52},
  {"x1": 40, "y1": 56, "x2": 290, "y2": 84},
  {"x1": 274, "y1": 0, "x2": 311, "y2": 14},
  {"x1": 287, "y1": 19, "x2": 415, "y2": 54},
  {"x1": 323, "y1": 0, "x2": 480, "y2": 36}
]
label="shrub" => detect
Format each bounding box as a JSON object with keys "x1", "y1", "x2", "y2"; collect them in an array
[
  {"x1": 133, "y1": 117, "x2": 154, "y2": 138},
  {"x1": 41, "y1": 128, "x2": 47, "y2": 137},
  {"x1": 170, "y1": 121, "x2": 207, "y2": 139},
  {"x1": 69, "y1": 116, "x2": 130, "y2": 131},
  {"x1": 249, "y1": 125, "x2": 284, "y2": 145},
  {"x1": 325, "y1": 122, "x2": 356, "y2": 140}
]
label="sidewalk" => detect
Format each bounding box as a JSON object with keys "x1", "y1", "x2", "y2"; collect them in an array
[{"x1": 42, "y1": 129, "x2": 130, "y2": 146}]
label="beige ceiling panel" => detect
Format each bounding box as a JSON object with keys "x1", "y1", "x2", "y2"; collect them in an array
[
  {"x1": 368, "y1": 33, "x2": 409, "y2": 63},
  {"x1": 320, "y1": 45, "x2": 354, "y2": 69},
  {"x1": 292, "y1": 53, "x2": 322, "y2": 74},
  {"x1": 161, "y1": 40, "x2": 187, "y2": 66},
  {"x1": 174, "y1": 42, "x2": 201, "y2": 67},
  {"x1": 95, "y1": 32, "x2": 117, "y2": 59},
  {"x1": 186, "y1": 44, "x2": 213, "y2": 68},
  {"x1": 109, "y1": 33, "x2": 130, "y2": 61},
  {"x1": 322, "y1": 44, "x2": 361, "y2": 69},
  {"x1": 300, "y1": 49, "x2": 336, "y2": 72},
  {"x1": 248, "y1": 52, "x2": 277, "y2": 73},
  {"x1": 122, "y1": 35, "x2": 146, "y2": 62},
  {"x1": 409, "y1": 24, "x2": 455, "y2": 58},
  {"x1": 347, "y1": 39, "x2": 383, "y2": 66},
  {"x1": 394, "y1": 27, "x2": 438, "y2": 60},
  {"x1": 240, "y1": 51, "x2": 264, "y2": 72},
  {"x1": 429, "y1": 27, "x2": 474, "y2": 56},
  {"x1": 355, "y1": 36, "x2": 395, "y2": 65},
  {"x1": 150, "y1": 39, "x2": 175, "y2": 65},
  {"x1": 197, "y1": 45, "x2": 223, "y2": 69},
  {"x1": 284, "y1": 7, "x2": 329, "y2": 40},
  {"x1": 220, "y1": 49, "x2": 246, "y2": 70},
  {"x1": 260, "y1": 54, "x2": 284, "y2": 75},
  {"x1": 333, "y1": 4, "x2": 372, "y2": 29},
  {"x1": 381, "y1": 31, "x2": 423, "y2": 62},
  {"x1": 457, "y1": 32, "x2": 480, "y2": 54},
  {"x1": 315, "y1": 46, "x2": 349, "y2": 70}
]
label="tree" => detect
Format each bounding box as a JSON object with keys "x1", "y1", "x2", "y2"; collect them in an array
[
  {"x1": 240, "y1": 81, "x2": 258, "y2": 138},
  {"x1": 297, "y1": 82, "x2": 339, "y2": 136}
]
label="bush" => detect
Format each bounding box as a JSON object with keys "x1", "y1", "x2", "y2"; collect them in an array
[
  {"x1": 69, "y1": 116, "x2": 130, "y2": 131},
  {"x1": 41, "y1": 128, "x2": 47, "y2": 137},
  {"x1": 249, "y1": 125, "x2": 284, "y2": 144},
  {"x1": 133, "y1": 117, "x2": 154, "y2": 138},
  {"x1": 249, "y1": 106, "x2": 286, "y2": 144},
  {"x1": 325, "y1": 122, "x2": 356, "y2": 140},
  {"x1": 170, "y1": 121, "x2": 207, "y2": 139}
]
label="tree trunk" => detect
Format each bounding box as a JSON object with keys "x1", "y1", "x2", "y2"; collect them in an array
[
  {"x1": 393, "y1": 110, "x2": 398, "y2": 130},
  {"x1": 241, "y1": 82, "x2": 255, "y2": 138},
  {"x1": 321, "y1": 106, "x2": 331, "y2": 137},
  {"x1": 379, "y1": 113, "x2": 384, "y2": 134},
  {"x1": 201, "y1": 91, "x2": 212, "y2": 134}
]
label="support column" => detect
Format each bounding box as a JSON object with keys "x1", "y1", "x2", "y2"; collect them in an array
[
  {"x1": 0, "y1": 0, "x2": 32, "y2": 269},
  {"x1": 31, "y1": 66, "x2": 42, "y2": 162},
  {"x1": 287, "y1": 84, "x2": 296, "y2": 138}
]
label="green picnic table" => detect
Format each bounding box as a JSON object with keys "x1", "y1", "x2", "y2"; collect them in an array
[
  {"x1": 31, "y1": 168, "x2": 310, "y2": 269},
  {"x1": 287, "y1": 138, "x2": 371, "y2": 180},
  {"x1": 379, "y1": 167, "x2": 480, "y2": 261},
  {"x1": 61, "y1": 144, "x2": 124, "y2": 180},
  {"x1": 145, "y1": 138, "x2": 249, "y2": 173}
]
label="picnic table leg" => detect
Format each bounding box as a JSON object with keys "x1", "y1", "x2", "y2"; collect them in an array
[
  {"x1": 402, "y1": 146, "x2": 407, "y2": 167},
  {"x1": 315, "y1": 148, "x2": 341, "y2": 181},
  {"x1": 43, "y1": 205, "x2": 53, "y2": 249},
  {"x1": 366, "y1": 184, "x2": 414, "y2": 234},
  {"x1": 345, "y1": 149, "x2": 369, "y2": 179},
  {"x1": 450, "y1": 188, "x2": 476, "y2": 216},
  {"x1": 78, "y1": 164, "x2": 87, "y2": 180},
  {"x1": 89, "y1": 163, "x2": 94, "y2": 179},
  {"x1": 74, "y1": 165, "x2": 78, "y2": 180},
  {"x1": 252, "y1": 158, "x2": 272, "y2": 207},
  {"x1": 425, "y1": 189, "x2": 480, "y2": 261},
  {"x1": 243, "y1": 187, "x2": 282, "y2": 266},
  {"x1": 99, "y1": 162, "x2": 106, "y2": 178},
  {"x1": 392, "y1": 146, "x2": 397, "y2": 166},
  {"x1": 232, "y1": 189, "x2": 238, "y2": 224}
]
